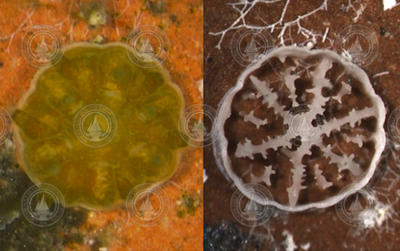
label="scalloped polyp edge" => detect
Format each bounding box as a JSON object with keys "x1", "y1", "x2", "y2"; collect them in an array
[
  {"x1": 212, "y1": 46, "x2": 386, "y2": 212},
  {"x1": 12, "y1": 42, "x2": 186, "y2": 210}
]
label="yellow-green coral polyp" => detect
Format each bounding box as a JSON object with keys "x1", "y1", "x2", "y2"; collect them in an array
[{"x1": 13, "y1": 43, "x2": 186, "y2": 210}]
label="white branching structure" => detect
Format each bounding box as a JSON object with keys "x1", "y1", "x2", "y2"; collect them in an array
[
  {"x1": 213, "y1": 47, "x2": 386, "y2": 211},
  {"x1": 209, "y1": 0, "x2": 367, "y2": 49},
  {"x1": 209, "y1": 0, "x2": 328, "y2": 48}
]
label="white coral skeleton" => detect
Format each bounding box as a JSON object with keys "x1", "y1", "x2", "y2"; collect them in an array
[{"x1": 213, "y1": 46, "x2": 386, "y2": 211}]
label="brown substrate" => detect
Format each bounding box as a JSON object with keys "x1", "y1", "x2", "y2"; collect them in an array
[{"x1": 205, "y1": 0, "x2": 400, "y2": 250}]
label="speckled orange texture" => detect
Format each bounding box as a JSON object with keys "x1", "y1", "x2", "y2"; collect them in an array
[{"x1": 0, "y1": 0, "x2": 203, "y2": 250}]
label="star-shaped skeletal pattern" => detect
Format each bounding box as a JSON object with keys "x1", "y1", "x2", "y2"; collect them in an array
[{"x1": 228, "y1": 51, "x2": 379, "y2": 207}]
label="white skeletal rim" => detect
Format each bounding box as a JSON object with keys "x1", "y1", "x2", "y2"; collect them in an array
[{"x1": 212, "y1": 46, "x2": 386, "y2": 212}]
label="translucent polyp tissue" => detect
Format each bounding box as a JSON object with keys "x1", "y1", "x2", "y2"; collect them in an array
[
  {"x1": 213, "y1": 46, "x2": 386, "y2": 212},
  {"x1": 12, "y1": 43, "x2": 187, "y2": 210}
]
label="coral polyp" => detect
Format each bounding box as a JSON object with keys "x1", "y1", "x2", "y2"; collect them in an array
[{"x1": 12, "y1": 43, "x2": 186, "y2": 209}]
